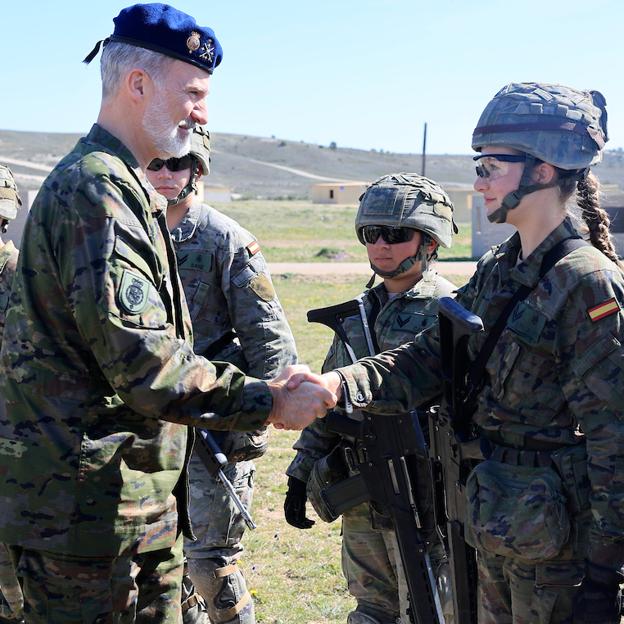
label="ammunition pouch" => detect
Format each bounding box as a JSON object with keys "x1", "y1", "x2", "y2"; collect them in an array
[
  {"x1": 307, "y1": 444, "x2": 370, "y2": 523},
  {"x1": 466, "y1": 457, "x2": 570, "y2": 561}
]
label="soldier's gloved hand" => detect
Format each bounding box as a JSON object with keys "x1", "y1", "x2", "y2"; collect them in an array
[
  {"x1": 573, "y1": 562, "x2": 622, "y2": 624},
  {"x1": 284, "y1": 476, "x2": 315, "y2": 529}
]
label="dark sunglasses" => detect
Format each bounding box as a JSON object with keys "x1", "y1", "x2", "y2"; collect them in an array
[
  {"x1": 360, "y1": 225, "x2": 415, "y2": 245},
  {"x1": 147, "y1": 155, "x2": 193, "y2": 172}
]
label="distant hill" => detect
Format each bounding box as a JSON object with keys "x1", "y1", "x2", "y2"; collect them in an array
[{"x1": 2, "y1": 128, "x2": 624, "y2": 202}]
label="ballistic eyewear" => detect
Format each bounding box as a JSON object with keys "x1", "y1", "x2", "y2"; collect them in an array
[
  {"x1": 473, "y1": 153, "x2": 527, "y2": 180},
  {"x1": 360, "y1": 225, "x2": 415, "y2": 245},
  {"x1": 147, "y1": 155, "x2": 193, "y2": 172}
]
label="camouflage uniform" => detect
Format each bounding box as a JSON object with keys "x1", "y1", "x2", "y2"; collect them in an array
[
  {"x1": 171, "y1": 201, "x2": 296, "y2": 623},
  {"x1": 0, "y1": 125, "x2": 272, "y2": 623},
  {"x1": 0, "y1": 166, "x2": 23, "y2": 623},
  {"x1": 288, "y1": 273, "x2": 455, "y2": 623},
  {"x1": 337, "y1": 216, "x2": 624, "y2": 622}
]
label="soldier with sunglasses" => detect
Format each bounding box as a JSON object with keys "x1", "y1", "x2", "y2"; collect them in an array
[
  {"x1": 147, "y1": 127, "x2": 296, "y2": 624},
  {"x1": 285, "y1": 173, "x2": 457, "y2": 624}
]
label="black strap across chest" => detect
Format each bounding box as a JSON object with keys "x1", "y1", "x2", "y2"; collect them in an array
[{"x1": 466, "y1": 236, "x2": 589, "y2": 394}]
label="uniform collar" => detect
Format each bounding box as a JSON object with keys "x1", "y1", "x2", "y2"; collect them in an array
[
  {"x1": 371, "y1": 270, "x2": 439, "y2": 304},
  {"x1": 83, "y1": 124, "x2": 167, "y2": 215},
  {"x1": 501, "y1": 217, "x2": 582, "y2": 287},
  {"x1": 169, "y1": 200, "x2": 204, "y2": 243}
]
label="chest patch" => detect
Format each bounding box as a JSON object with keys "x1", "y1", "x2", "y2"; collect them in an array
[
  {"x1": 391, "y1": 312, "x2": 434, "y2": 333},
  {"x1": 587, "y1": 297, "x2": 620, "y2": 323},
  {"x1": 177, "y1": 250, "x2": 213, "y2": 273},
  {"x1": 506, "y1": 301, "x2": 547, "y2": 344},
  {"x1": 119, "y1": 270, "x2": 150, "y2": 315}
]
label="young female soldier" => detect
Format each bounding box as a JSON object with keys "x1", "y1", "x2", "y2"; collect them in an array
[{"x1": 301, "y1": 82, "x2": 624, "y2": 623}]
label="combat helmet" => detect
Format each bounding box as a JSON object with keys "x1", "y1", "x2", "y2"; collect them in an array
[
  {"x1": 472, "y1": 82, "x2": 608, "y2": 223},
  {"x1": 355, "y1": 173, "x2": 457, "y2": 280},
  {"x1": 0, "y1": 165, "x2": 22, "y2": 229},
  {"x1": 165, "y1": 125, "x2": 211, "y2": 207}
]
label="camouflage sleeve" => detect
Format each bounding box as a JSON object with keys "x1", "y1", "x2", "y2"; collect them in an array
[
  {"x1": 336, "y1": 269, "x2": 480, "y2": 413},
  {"x1": 559, "y1": 271, "x2": 624, "y2": 571},
  {"x1": 219, "y1": 233, "x2": 297, "y2": 379},
  {"x1": 54, "y1": 173, "x2": 271, "y2": 431},
  {"x1": 286, "y1": 335, "x2": 343, "y2": 481}
]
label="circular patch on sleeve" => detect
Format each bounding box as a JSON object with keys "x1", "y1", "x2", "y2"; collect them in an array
[
  {"x1": 119, "y1": 270, "x2": 150, "y2": 314},
  {"x1": 249, "y1": 273, "x2": 276, "y2": 302}
]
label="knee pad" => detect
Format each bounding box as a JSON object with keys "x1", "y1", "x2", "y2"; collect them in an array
[
  {"x1": 188, "y1": 558, "x2": 254, "y2": 624},
  {"x1": 181, "y1": 563, "x2": 209, "y2": 624}
]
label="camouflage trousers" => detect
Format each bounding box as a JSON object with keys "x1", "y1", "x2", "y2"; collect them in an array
[
  {"x1": 185, "y1": 452, "x2": 255, "y2": 623},
  {"x1": 477, "y1": 551, "x2": 586, "y2": 624},
  {"x1": 341, "y1": 503, "x2": 453, "y2": 624},
  {"x1": 0, "y1": 542, "x2": 23, "y2": 621},
  {"x1": 6, "y1": 534, "x2": 184, "y2": 623}
]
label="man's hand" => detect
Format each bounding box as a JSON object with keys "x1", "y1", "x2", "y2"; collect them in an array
[
  {"x1": 284, "y1": 476, "x2": 315, "y2": 529},
  {"x1": 267, "y1": 365, "x2": 338, "y2": 430},
  {"x1": 286, "y1": 370, "x2": 342, "y2": 398}
]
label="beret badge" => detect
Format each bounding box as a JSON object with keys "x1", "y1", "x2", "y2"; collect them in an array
[
  {"x1": 186, "y1": 31, "x2": 201, "y2": 53},
  {"x1": 199, "y1": 40, "x2": 215, "y2": 63}
]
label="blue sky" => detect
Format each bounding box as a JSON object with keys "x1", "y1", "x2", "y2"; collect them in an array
[{"x1": 1, "y1": 0, "x2": 622, "y2": 154}]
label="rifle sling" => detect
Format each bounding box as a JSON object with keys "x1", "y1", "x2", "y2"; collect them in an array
[{"x1": 466, "y1": 236, "x2": 589, "y2": 396}]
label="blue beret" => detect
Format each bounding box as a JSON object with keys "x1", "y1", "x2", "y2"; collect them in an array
[{"x1": 83, "y1": 3, "x2": 223, "y2": 74}]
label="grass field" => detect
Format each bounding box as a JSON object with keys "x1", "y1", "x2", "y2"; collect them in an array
[
  {"x1": 212, "y1": 200, "x2": 473, "y2": 263},
  {"x1": 239, "y1": 273, "x2": 469, "y2": 623}
]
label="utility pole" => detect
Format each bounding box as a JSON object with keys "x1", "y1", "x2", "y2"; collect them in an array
[{"x1": 421, "y1": 122, "x2": 427, "y2": 176}]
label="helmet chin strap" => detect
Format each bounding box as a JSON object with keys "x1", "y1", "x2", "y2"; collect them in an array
[
  {"x1": 167, "y1": 159, "x2": 201, "y2": 208},
  {"x1": 487, "y1": 155, "x2": 559, "y2": 224},
  {"x1": 366, "y1": 236, "x2": 432, "y2": 287}
]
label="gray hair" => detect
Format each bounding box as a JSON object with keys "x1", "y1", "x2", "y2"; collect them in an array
[{"x1": 100, "y1": 42, "x2": 173, "y2": 99}]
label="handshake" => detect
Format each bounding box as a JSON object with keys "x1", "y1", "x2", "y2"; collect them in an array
[{"x1": 266, "y1": 365, "x2": 343, "y2": 431}]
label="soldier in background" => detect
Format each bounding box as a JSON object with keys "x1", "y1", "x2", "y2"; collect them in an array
[
  {"x1": 147, "y1": 127, "x2": 297, "y2": 624},
  {"x1": 0, "y1": 165, "x2": 23, "y2": 623},
  {"x1": 0, "y1": 5, "x2": 332, "y2": 622},
  {"x1": 285, "y1": 174, "x2": 456, "y2": 624}
]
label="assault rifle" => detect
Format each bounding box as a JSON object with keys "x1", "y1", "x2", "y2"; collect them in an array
[
  {"x1": 428, "y1": 297, "x2": 483, "y2": 624},
  {"x1": 308, "y1": 298, "x2": 445, "y2": 624},
  {"x1": 195, "y1": 429, "x2": 257, "y2": 530}
]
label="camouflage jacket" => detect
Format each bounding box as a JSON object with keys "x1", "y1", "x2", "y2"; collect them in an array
[
  {"x1": 0, "y1": 240, "x2": 18, "y2": 342},
  {"x1": 0, "y1": 125, "x2": 272, "y2": 557},
  {"x1": 171, "y1": 201, "x2": 296, "y2": 378},
  {"x1": 287, "y1": 271, "x2": 456, "y2": 483},
  {"x1": 338, "y1": 218, "x2": 624, "y2": 571}
]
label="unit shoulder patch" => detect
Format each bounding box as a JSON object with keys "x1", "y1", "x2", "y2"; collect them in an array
[
  {"x1": 119, "y1": 270, "x2": 150, "y2": 315},
  {"x1": 587, "y1": 297, "x2": 620, "y2": 323}
]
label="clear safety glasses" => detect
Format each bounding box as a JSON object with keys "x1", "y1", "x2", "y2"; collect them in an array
[{"x1": 473, "y1": 153, "x2": 527, "y2": 180}]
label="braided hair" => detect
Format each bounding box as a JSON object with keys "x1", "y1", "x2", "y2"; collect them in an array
[
  {"x1": 558, "y1": 171, "x2": 622, "y2": 268},
  {"x1": 577, "y1": 172, "x2": 622, "y2": 267}
]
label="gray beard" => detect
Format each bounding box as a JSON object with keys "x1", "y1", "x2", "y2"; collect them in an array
[{"x1": 142, "y1": 97, "x2": 192, "y2": 158}]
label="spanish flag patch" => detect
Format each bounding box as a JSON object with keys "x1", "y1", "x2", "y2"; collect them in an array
[
  {"x1": 246, "y1": 241, "x2": 260, "y2": 256},
  {"x1": 587, "y1": 297, "x2": 620, "y2": 322}
]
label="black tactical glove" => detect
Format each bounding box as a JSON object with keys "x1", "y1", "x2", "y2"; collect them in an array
[
  {"x1": 573, "y1": 562, "x2": 622, "y2": 624},
  {"x1": 284, "y1": 476, "x2": 315, "y2": 529}
]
